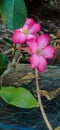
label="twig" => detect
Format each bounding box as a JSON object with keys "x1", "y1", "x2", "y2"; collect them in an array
[
  {"x1": 1, "y1": 57, "x2": 16, "y2": 78},
  {"x1": 1, "y1": 49, "x2": 23, "y2": 78},
  {"x1": 35, "y1": 69, "x2": 53, "y2": 130},
  {"x1": 3, "y1": 48, "x2": 14, "y2": 55}
]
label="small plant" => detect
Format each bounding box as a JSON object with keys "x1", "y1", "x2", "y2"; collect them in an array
[
  {"x1": 12, "y1": 17, "x2": 56, "y2": 130},
  {"x1": 0, "y1": 1, "x2": 57, "y2": 130}
]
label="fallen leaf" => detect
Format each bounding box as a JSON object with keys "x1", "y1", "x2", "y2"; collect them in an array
[
  {"x1": 49, "y1": 34, "x2": 57, "y2": 39},
  {"x1": 18, "y1": 72, "x2": 35, "y2": 84},
  {"x1": 34, "y1": 88, "x2": 60, "y2": 100},
  {"x1": 54, "y1": 126, "x2": 60, "y2": 130}
]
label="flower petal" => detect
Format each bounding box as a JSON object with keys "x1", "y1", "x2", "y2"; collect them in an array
[
  {"x1": 37, "y1": 34, "x2": 50, "y2": 49},
  {"x1": 23, "y1": 18, "x2": 34, "y2": 30},
  {"x1": 41, "y1": 46, "x2": 56, "y2": 59},
  {"x1": 25, "y1": 18, "x2": 34, "y2": 25},
  {"x1": 29, "y1": 23, "x2": 41, "y2": 34},
  {"x1": 27, "y1": 34, "x2": 36, "y2": 41},
  {"x1": 27, "y1": 39, "x2": 37, "y2": 54},
  {"x1": 37, "y1": 56, "x2": 47, "y2": 72},
  {"x1": 30, "y1": 54, "x2": 39, "y2": 68},
  {"x1": 12, "y1": 30, "x2": 26, "y2": 44}
]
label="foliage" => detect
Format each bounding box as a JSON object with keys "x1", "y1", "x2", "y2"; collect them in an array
[
  {"x1": 0, "y1": 17, "x2": 56, "y2": 109},
  {"x1": 0, "y1": 1, "x2": 57, "y2": 129},
  {"x1": 0, "y1": 54, "x2": 8, "y2": 76},
  {"x1": 0, "y1": 0, "x2": 56, "y2": 113},
  {"x1": 0, "y1": 0, "x2": 27, "y2": 29},
  {"x1": 0, "y1": 86, "x2": 38, "y2": 108}
]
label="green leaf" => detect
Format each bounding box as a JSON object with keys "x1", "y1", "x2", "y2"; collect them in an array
[
  {"x1": 0, "y1": 86, "x2": 38, "y2": 108},
  {"x1": 0, "y1": 54, "x2": 8, "y2": 76},
  {"x1": 1, "y1": 0, "x2": 27, "y2": 29},
  {"x1": 0, "y1": 0, "x2": 1, "y2": 14}
]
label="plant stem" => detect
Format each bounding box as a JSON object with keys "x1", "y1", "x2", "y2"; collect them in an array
[
  {"x1": 35, "y1": 69, "x2": 53, "y2": 130},
  {"x1": 1, "y1": 57, "x2": 16, "y2": 78},
  {"x1": 3, "y1": 48, "x2": 14, "y2": 55}
]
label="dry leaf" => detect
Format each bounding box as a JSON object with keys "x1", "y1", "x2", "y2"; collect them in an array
[
  {"x1": 14, "y1": 72, "x2": 35, "y2": 86},
  {"x1": 54, "y1": 126, "x2": 60, "y2": 130},
  {"x1": 40, "y1": 88, "x2": 60, "y2": 100},
  {"x1": 34, "y1": 88, "x2": 60, "y2": 100},
  {"x1": 21, "y1": 72, "x2": 34, "y2": 84},
  {"x1": 49, "y1": 34, "x2": 57, "y2": 39}
]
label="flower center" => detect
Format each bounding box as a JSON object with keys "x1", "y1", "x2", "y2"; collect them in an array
[
  {"x1": 36, "y1": 49, "x2": 41, "y2": 56},
  {"x1": 22, "y1": 29, "x2": 28, "y2": 35}
]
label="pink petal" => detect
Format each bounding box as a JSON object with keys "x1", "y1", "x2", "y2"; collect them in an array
[
  {"x1": 23, "y1": 18, "x2": 34, "y2": 30},
  {"x1": 41, "y1": 46, "x2": 56, "y2": 59},
  {"x1": 37, "y1": 56, "x2": 47, "y2": 72},
  {"x1": 29, "y1": 23, "x2": 40, "y2": 34},
  {"x1": 27, "y1": 39, "x2": 37, "y2": 54},
  {"x1": 30, "y1": 54, "x2": 39, "y2": 68},
  {"x1": 37, "y1": 34, "x2": 50, "y2": 49},
  {"x1": 22, "y1": 24, "x2": 28, "y2": 30},
  {"x1": 27, "y1": 34, "x2": 36, "y2": 41},
  {"x1": 25, "y1": 18, "x2": 34, "y2": 25},
  {"x1": 12, "y1": 30, "x2": 26, "y2": 44}
]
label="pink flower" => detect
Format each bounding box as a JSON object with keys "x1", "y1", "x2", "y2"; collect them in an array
[
  {"x1": 27, "y1": 34, "x2": 56, "y2": 72},
  {"x1": 12, "y1": 18, "x2": 40, "y2": 44}
]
